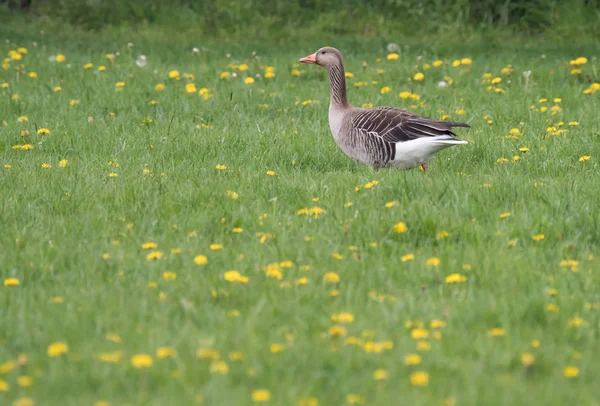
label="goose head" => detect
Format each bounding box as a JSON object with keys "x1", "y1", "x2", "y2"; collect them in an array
[{"x1": 299, "y1": 47, "x2": 343, "y2": 69}]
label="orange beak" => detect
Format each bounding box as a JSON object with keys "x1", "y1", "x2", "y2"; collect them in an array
[{"x1": 299, "y1": 52, "x2": 317, "y2": 64}]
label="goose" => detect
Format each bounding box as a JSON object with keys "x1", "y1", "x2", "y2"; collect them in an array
[{"x1": 299, "y1": 47, "x2": 469, "y2": 172}]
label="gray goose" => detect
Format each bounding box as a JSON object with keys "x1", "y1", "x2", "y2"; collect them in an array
[{"x1": 299, "y1": 47, "x2": 469, "y2": 171}]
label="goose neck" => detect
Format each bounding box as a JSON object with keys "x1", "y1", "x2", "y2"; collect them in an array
[{"x1": 327, "y1": 63, "x2": 349, "y2": 109}]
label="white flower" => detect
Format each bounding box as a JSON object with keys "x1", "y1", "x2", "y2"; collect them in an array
[
  {"x1": 193, "y1": 47, "x2": 199, "y2": 55},
  {"x1": 387, "y1": 43, "x2": 400, "y2": 53},
  {"x1": 48, "y1": 55, "x2": 57, "y2": 62},
  {"x1": 127, "y1": 42, "x2": 134, "y2": 48},
  {"x1": 135, "y1": 55, "x2": 147, "y2": 68},
  {"x1": 522, "y1": 70, "x2": 531, "y2": 78},
  {"x1": 438, "y1": 80, "x2": 448, "y2": 88}
]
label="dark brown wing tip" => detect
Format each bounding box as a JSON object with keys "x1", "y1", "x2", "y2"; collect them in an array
[{"x1": 447, "y1": 121, "x2": 470, "y2": 128}]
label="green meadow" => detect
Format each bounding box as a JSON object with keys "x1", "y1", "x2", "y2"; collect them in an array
[{"x1": 1, "y1": 13, "x2": 599, "y2": 406}]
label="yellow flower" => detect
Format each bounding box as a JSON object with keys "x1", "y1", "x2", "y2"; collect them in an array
[
  {"x1": 252, "y1": 389, "x2": 271, "y2": 402},
  {"x1": 563, "y1": 366, "x2": 579, "y2": 378},
  {"x1": 0, "y1": 379, "x2": 9, "y2": 392},
  {"x1": 346, "y1": 394, "x2": 364, "y2": 404},
  {"x1": 185, "y1": 83, "x2": 197, "y2": 93},
  {"x1": 570, "y1": 57, "x2": 587, "y2": 66},
  {"x1": 409, "y1": 371, "x2": 429, "y2": 386},
  {"x1": 168, "y1": 70, "x2": 180, "y2": 78},
  {"x1": 17, "y1": 115, "x2": 28, "y2": 123},
  {"x1": 329, "y1": 325, "x2": 347, "y2": 337},
  {"x1": 437, "y1": 230, "x2": 449, "y2": 239},
  {"x1": 413, "y1": 72, "x2": 424, "y2": 81},
  {"x1": 224, "y1": 270, "x2": 249, "y2": 283},
  {"x1": 226, "y1": 190, "x2": 239, "y2": 199},
  {"x1": 500, "y1": 212, "x2": 511, "y2": 219},
  {"x1": 4, "y1": 278, "x2": 19, "y2": 286},
  {"x1": 380, "y1": 86, "x2": 391, "y2": 94},
  {"x1": 373, "y1": 369, "x2": 389, "y2": 380},
  {"x1": 387, "y1": 53, "x2": 399, "y2": 60},
  {"x1": 532, "y1": 234, "x2": 545, "y2": 241},
  {"x1": 142, "y1": 242, "x2": 157, "y2": 249},
  {"x1": 215, "y1": 164, "x2": 227, "y2": 170},
  {"x1": 131, "y1": 354, "x2": 153, "y2": 368},
  {"x1": 47, "y1": 342, "x2": 68, "y2": 357},
  {"x1": 461, "y1": 57, "x2": 472, "y2": 65},
  {"x1": 37, "y1": 128, "x2": 51, "y2": 135},
  {"x1": 404, "y1": 354, "x2": 422, "y2": 365},
  {"x1": 115, "y1": 81, "x2": 125, "y2": 88},
  {"x1": 411, "y1": 328, "x2": 428, "y2": 339},
  {"x1": 426, "y1": 257, "x2": 440, "y2": 267},
  {"x1": 452, "y1": 59, "x2": 461, "y2": 67},
  {"x1": 56, "y1": 54, "x2": 66, "y2": 62},
  {"x1": 17, "y1": 376, "x2": 32, "y2": 387},
  {"x1": 210, "y1": 243, "x2": 223, "y2": 251},
  {"x1": 13, "y1": 397, "x2": 34, "y2": 406},
  {"x1": 220, "y1": 71, "x2": 231, "y2": 79},
  {"x1": 265, "y1": 71, "x2": 275, "y2": 79},
  {"x1": 394, "y1": 222, "x2": 407, "y2": 233},
  {"x1": 155, "y1": 83, "x2": 165, "y2": 91},
  {"x1": 546, "y1": 303, "x2": 559, "y2": 312},
  {"x1": 487, "y1": 328, "x2": 505, "y2": 337},
  {"x1": 98, "y1": 65, "x2": 106, "y2": 72},
  {"x1": 59, "y1": 159, "x2": 68, "y2": 168},
  {"x1": 323, "y1": 272, "x2": 340, "y2": 283},
  {"x1": 266, "y1": 170, "x2": 276, "y2": 176},
  {"x1": 163, "y1": 272, "x2": 176, "y2": 280},
  {"x1": 401, "y1": 253, "x2": 414, "y2": 262},
  {"x1": 331, "y1": 312, "x2": 354, "y2": 323},
  {"x1": 579, "y1": 155, "x2": 590, "y2": 162},
  {"x1": 430, "y1": 320, "x2": 446, "y2": 328},
  {"x1": 432, "y1": 60, "x2": 443, "y2": 67},
  {"x1": 344, "y1": 72, "x2": 354, "y2": 78},
  {"x1": 69, "y1": 99, "x2": 79, "y2": 106},
  {"x1": 194, "y1": 255, "x2": 208, "y2": 265},
  {"x1": 145, "y1": 251, "x2": 164, "y2": 261},
  {"x1": 291, "y1": 69, "x2": 301, "y2": 76},
  {"x1": 521, "y1": 353, "x2": 535, "y2": 366},
  {"x1": 84, "y1": 63, "x2": 93, "y2": 69},
  {"x1": 233, "y1": 227, "x2": 243, "y2": 233},
  {"x1": 244, "y1": 77, "x2": 255, "y2": 85},
  {"x1": 445, "y1": 273, "x2": 467, "y2": 284}
]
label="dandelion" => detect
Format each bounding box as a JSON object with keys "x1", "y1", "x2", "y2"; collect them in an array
[
  {"x1": 252, "y1": 389, "x2": 271, "y2": 402},
  {"x1": 323, "y1": 272, "x2": 340, "y2": 283},
  {"x1": 37, "y1": 128, "x2": 51, "y2": 135},
  {"x1": 266, "y1": 170, "x2": 276, "y2": 176},
  {"x1": 521, "y1": 353, "x2": 535, "y2": 366},
  {"x1": 17, "y1": 115, "x2": 28, "y2": 123},
  {"x1": 98, "y1": 66, "x2": 106, "y2": 72},
  {"x1": 59, "y1": 159, "x2": 68, "y2": 168},
  {"x1": 394, "y1": 222, "x2": 407, "y2": 233},
  {"x1": 380, "y1": 86, "x2": 391, "y2": 94},
  {"x1": 500, "y1": 212, "x2": 511, "y2": 219},
  {"x1": 155, "y1": 83, "x2": 165, "y2": 91},
  {"x1": 329, "y1": 325, "x2": 347, "y2": 337},
  {"x1": 84, "y1": 63, "x2": 93, "y2": 69},
  {"x1": 245, "y1": 77, "x2": 255, "y2": 85},
  {"x1": 487, "y1": 328, "x2": 505, "y2": 337},
  {"x1": 413, "y1": 72, "x2": 424, "y2": 81},
  {"x1": 404, "y1": 354, "x2": 422, "y2": 365},
  {"x1": 4, "y1": 278, "x2": 20, "y2": 286},
  {"x1": 146, "y1": 251, "x2": 164, "y2": 261},
  {"x1": 142, "y1": 242, "x2": 157, "y2": 249},
  {"x1": 445, "y1": 273, "x2": 467, "y2": 284},
  {"x1": 331, "y1": 312, "x2": 354, "y2": 323},
  {"x1": 185, "y1": 83, "x2": 197, "y2": 93},
  {"x1": 224, "y1": 270, "x2": 249, "y2": 283},
  {"x1": 373, "y1": 369, "x2": 389, "y2": 380},
  {"x1": 401, "y1": 253, "x2": 414, "y2": 262},
  {"x1": 579, "y1": 155, "x2": 590, "y2": 162},
  {"x1": 409, "y1": 371, "x2": 429, "y2": 386},
  {"x1": 194, "y1": 255, "x2": 208, "y2": 265},
  {"x1": 563, "y1": 366, "x2": 579, "y2": 378},
  {"x1": 532, "y1": 234, "x2": 545, "y2": 241},
  {"x1": 47, "y1": 342, "x2": 68, "y2": 357},
  {"x1": 168, "y1": 70, "x2": 180, "y2": 79},
  {"x1": 426, "y1": 257, "x2": 440, "y2": 267},
  {"x1": 163, "y1": 272, "x2": 176, "y2": 281},
  {"x1": 436, "y1": 230, "x2": 449, "y2": 239},
  {"x1": 387, "y1": 53, "x2": 399, "y2": 60},
  {"x1": 461, "y1": 57, "x2": 472, "y2": 65},
  {"x1": 210, "y1": 244, "x2": 223, "y2": 251},
  {"x1": 131, "y1": 354, "x2": 153, "y2": 368}
]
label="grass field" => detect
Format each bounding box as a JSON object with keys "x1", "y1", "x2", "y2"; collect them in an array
[{"x1": 1, "y1": 20, "x2": 599, "y2": 406}]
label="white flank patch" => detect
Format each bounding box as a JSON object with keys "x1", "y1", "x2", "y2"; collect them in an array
[{"x1": 392, "y1": 136, "x2": 467, "y2": 169}]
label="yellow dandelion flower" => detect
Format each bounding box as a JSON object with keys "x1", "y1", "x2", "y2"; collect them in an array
[
  {"x1": 59, "y1": 159, "x2": 68, "y2": 168},
  {"x1": 185, "y1": 83, "x2": 197, "y2": 93},
  {"x1": 131, "y1": 354, "x2": 153, "y2": 368},
  {"x1": 4, "y1": 278, "x2": 20, "y2": 286},
  {"x1": 409, "y1": 371, "x2": 429, "y2": 386},
  {"x1": 380, "y1": 86, "x2": 391, "y2": 94},
  {"x1": 413, "y1": 72, "x2": 425, "y2": 81},
  {"x1": 329, "y1": 325, "x2": 347, "y2": 337},
  {"x1": 563, "y1": 366, "x2": 579, "y2": 378},
  {"x1": 168, "y1": 70, "x2": 180, "y2": 78},
  {"x1": 394, "y1": 222, "x2": 407, "y2": 233},
  {"x1": 145, "y1": 251, "x2": 164, "y2": 261},
  {"x1": 323, "y1": 272, "x2": 340, "y2": 283},
  {"x1": 426, "y1": 257, "x2": 440, "y2": 267},
  {"x1": 84, "y1": 63, "x2": 93, "y2": 69},
  {"x1": 532, "y1": 234, "x2": 545, "y2": 241},
  {"x1": 401, "y1": 253, "x2": 414, "y2": 262},
  {"x1": 373, "y1": 369, "x2": 389, "y2": 380},
  {"x1": 245, "y1": 77, "x2": 255, "y2": 85},
  {"x1": 521, "y1": 353, "x2": 534, "y2": 366},
  {"x1": 404, "y1": 354, "x2": 422, "y2": 365},
  {"x1": 579, "y1": 155, "x2": 590, "y2": 162},
  {"x1": 432, "y1": 60, "x2": 443, "y2": 67},
  {"x1": 445, "y1": 273, "x2": 467, "y2": 284},
  {"x1": 155, "y1": 83, "x2": 165, "y2": 91},
  {"x1": 56, "y1": 54, "x2": 65, "y2": 62},
  {"x1": 387, "y1": 53, "x2": 399, "y2": 60},
  {"x1": 461, "y1": 57, "x2": 472, "y2": 65},
  {"x1": 37, "y1": 128, "x2": 51, "y2": 135},
  {"x1": 47, "y1": 342, "x2": 68, "y2": 357},
  {"x1": 194, "y1": 255, "x2": 208, "y2": 265},
  {"x1": 487, "y1": 328, "x2": 505, "y2": 337},
  {"x1": 252, "y1": 389, "x2": 271, "y2": 402},
  {"x1": 331, "y1": 312, "x2": 354, "y2": 323},
  {"x1": 500, "y1": 212, "x2": 511, "y2": 219},
  {"x1": 210, "y1": 243, "x2": 223, "y2": 251}
]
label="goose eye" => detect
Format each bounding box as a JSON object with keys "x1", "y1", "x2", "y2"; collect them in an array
[{"x1": 321, "y1": 51, "x2": 326, "y2": 54}]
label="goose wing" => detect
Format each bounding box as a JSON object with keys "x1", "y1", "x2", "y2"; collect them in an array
[{"x1": 351, "y1": 107, "x2": 469, "y2": 143}]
